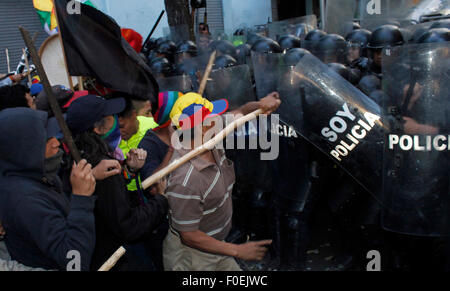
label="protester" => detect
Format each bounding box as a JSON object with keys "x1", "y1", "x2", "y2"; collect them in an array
[
  {"x1": 65, "y1": 95, "x2": 169, "y2": 271},
  {"x1": 162, "y1": 91, "x2": 280, "y2": 271},
  {"x1": 0, "y1": 73, "x2": 26, "y2": 88},
  {"x1": 0, "y1": 108, "x2": 97, "y2": 271},
  {"x1": 113, "y1": 94, "x2": 159, "y2": 193},
  {"x1": 0, "y1": 84, "x2": 36, "y2": 111}
]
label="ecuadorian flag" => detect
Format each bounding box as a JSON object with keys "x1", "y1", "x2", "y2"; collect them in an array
[{"x1": 33, "y1": 0, "x2": 95, "y2": 35}]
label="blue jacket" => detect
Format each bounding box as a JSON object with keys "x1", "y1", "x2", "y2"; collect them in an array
[{"x1": 0, "y1": 108, "x2": 96, "y2": 271}]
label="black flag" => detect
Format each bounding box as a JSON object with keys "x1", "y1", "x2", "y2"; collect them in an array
[{"x1": 54, "y1": 0, "x2": 158, "y2": 101}]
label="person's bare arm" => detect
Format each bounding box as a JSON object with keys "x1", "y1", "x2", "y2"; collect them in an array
[
  {"x1": 229, "y1": 92, "x2": 281, "y2": 118},
  {"x1": 180, "y1": 230, "x2": 271, "y2": 261}
]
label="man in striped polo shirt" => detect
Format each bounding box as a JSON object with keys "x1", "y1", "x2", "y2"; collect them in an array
[{"x1": 162, "y1": 92, "x2": 280, "y2": 271}]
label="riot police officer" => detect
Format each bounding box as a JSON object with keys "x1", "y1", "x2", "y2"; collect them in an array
[
  {"x1": 175, "y1": 40, "x2": 198, "y2": 65},
  {"x1": 345, "y1": 29, "x2": 372, "y2": 75},
  {"x1": 156, "y1": 40, "x2": 177, "y2": 64},
  {"x1": 366, "y1": 25, "x2": 404, "y2": 78},
  {"x1": 148, "y1": 57, "x2": 174, "y2": 79}
]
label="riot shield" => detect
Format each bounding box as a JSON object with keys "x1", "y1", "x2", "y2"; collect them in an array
[
  {"x1": 156, "y1": 75, "x2": 193, "y2": 93},
  {"x1": 381, "y1": 42, "x2": 450, "y2": 236},
  {"x1": 251, "y1": 51, "x2": 284, "y2": 99},
  {"x1": 275, "y1": 53, "x2": 386, "y2": 198},
  {"x1": 302, "y1": 39, "x2": 348, "y2": 64},
  {"x1": 268, "y1": 15, "x2": 317, "y2": 40},
  {"x1": 203, "y1": 64, "x2": 256, "y2": 110},
  {"x1": 325, "y1": 0, "x2": 357, "y2": 37}
]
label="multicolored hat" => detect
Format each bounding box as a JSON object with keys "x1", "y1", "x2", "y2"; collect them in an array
[
  {"x1": 153, "y1": 91, "x2": 183, "y2": 129},
  {"x1": 169, "y1": 92, "x2": 228, "y2": 130}
]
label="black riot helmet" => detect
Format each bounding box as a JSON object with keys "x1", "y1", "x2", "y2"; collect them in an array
[
  {"x1": 251, "y1": 38, "x2": 282, "y2": 54},
  {"x1": 352, "y1": 22, "x2": 361, "y2": 30},
  {"x1": 247, "y1": 33, "x2": 266, "y2": 46},
  {"x1": 316, "y1": 34, "x2": 347, "y2": 64},
  {"x1": 175, "y1": 40, "x2": 198, "y2": 65},
  {"x1": 176, "y1": 40, "x2": 198, "y2": 55},
  {"x1": 346, "y1": 29, "x2": 372, "y2": 59},
  {"x1": 155, "y1": 37, "x2": 168, "y2": 47},
  {"x1": 284, "y1": 48, "x2": 311, "y2": 66},
  {"x1": 367, "y1": 25, "x2": 404, "y2": 49},
  {"x1": 304, "y1": 29, "x2": 327, "y2": 41},
  {"x1": 346, "y1": 29, "x2": 372, "y2": 47},
  {"x1": 149, "y1": 57, "x2": 174, "y2": 78},
  {"x1": 277, "y1": 35, "x2": 301, "y2": 51},
  {"x1": 209, "y1": 40, "x2": 237, "y2": 59},
  {"x1": 235, "y1": 43, "x2": 251, "y2": 64},
  {"x1": 156, "y1": 40, "x2": 176, "y2": 57},
  {"x1": 328, "y1": 63, "x2": 360, "y2": 85},
  {"x1": 357, "y1": 74, "x2": 381, "y2": 96},
  {"x1": 416, "y1": 28, "x2": 450, "y2": 44},
  {"x1": 213, "y1": 54, "x2": 238, "y2": 70},
  {"x1": 429, "y1": 19, "x2": 450, "y2": 30}
]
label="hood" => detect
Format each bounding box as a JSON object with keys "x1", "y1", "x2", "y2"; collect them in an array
[{"x1": 0, "y1": 108, "x2": 48, "y2": 181}]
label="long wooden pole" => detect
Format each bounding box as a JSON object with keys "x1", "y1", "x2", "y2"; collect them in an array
[
  {"x1": 20, "y1": 26, "x2": 82, "y2": 163},
  {"x1": 22, "y1": 48, "x2": 32, "y2": 84},
  {"x1": 142, "y1": 108, "x2": 263, "y2": 189},
  {"x1": 98, "y1": 246, "x2": 126, "y2": 271}
]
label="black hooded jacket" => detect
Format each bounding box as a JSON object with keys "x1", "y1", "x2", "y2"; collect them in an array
[{"x1": 0, "y1": 108, "x2": 96, "y2": 271}]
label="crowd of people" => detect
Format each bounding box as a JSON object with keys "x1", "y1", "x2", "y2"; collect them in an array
[{"x1": 0, "y1": 15, "x2": 449, "y2": 272}]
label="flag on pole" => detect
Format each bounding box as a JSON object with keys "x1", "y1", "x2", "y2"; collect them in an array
[
  {"x1": 53, "y1": 0, "x2": 159, "y2": 102},
  {"x1": 33, "y1": 0, "x2": 95, "y2": 35}
]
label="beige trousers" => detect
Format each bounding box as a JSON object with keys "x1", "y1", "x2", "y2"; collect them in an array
[{"x1": 163, "y1": 229, "x2": 242, "y2": 271}]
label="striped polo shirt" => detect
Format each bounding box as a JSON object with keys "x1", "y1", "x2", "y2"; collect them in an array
[{"x1": 165, "y1": 146, "x2": 235, "y2": 241}]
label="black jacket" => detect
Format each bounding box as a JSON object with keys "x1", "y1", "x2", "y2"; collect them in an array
[
  {"x1": 69, "y1": 135, "x2": 168, "y2": 270},
  {"x1": 0, "y1": 108, "x2": 96, "y2": 271}
]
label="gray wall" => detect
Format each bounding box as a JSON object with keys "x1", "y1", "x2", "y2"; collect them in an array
[{"x1": 0, "y1": 0, "x2": 49, "y2": 74}]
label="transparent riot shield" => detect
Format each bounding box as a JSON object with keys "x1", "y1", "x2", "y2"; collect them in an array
[
  {"x1": 325, "y1": 0, "x2": 357, "y2": 37},
  {"x1": 268, "y1": 15, "x2": 317, "y2": 40},
  {"x1": 203, "y1": 64, "x2": 256, "y2": 110},
  {"x1": 381, "y1": 42, "x2": 450, "y2": 236},
  {"x1": 156, "y1": 75, "x2": 193, "y2": 93},
  {"x1": 302, "y1": 39, "x2": 349, "y2": 64},
  {"x1": 275, "y1": 53, "x2": 387, "y2": 199},
  {"x1": 251, "y1": 51, "x2": 285, "y2": 99}
]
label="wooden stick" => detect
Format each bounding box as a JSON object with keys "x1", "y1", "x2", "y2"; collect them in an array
[
  {"x1": 197, "y1": 50, "x2": 216, "y2": 96},
  {"x1": 19, "y1": 26, "x2": 82, "y2": 163},
  {"x1": 22, "y1": 48, "x2": 32, "y2": 84},
  {"x1": 141, "y1": 108, "x2": 263, "y2": 190},
  {"x1": 98, "y1": 246, "x2": 126, "y2": 271},
  {"x1": 5, "y1": 49, "x2": 10, "y2": 73}
]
